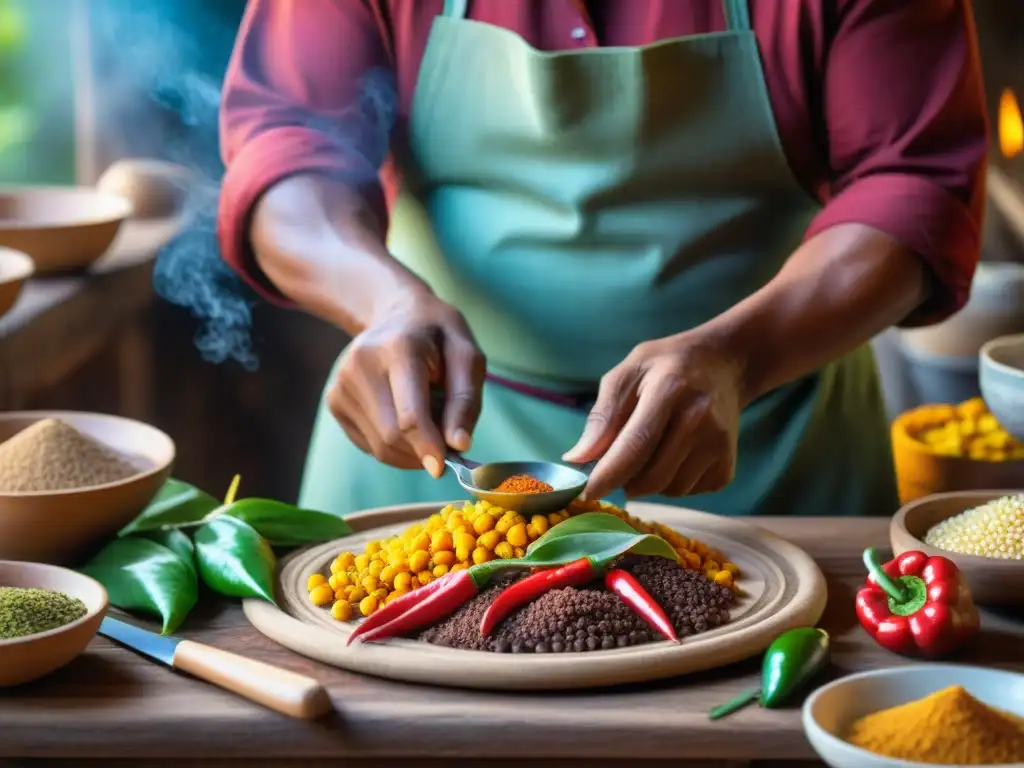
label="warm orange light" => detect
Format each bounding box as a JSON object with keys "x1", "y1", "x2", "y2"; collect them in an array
[{"x1": 999, "y1": 88, "x2": 1023, "y2": 160}]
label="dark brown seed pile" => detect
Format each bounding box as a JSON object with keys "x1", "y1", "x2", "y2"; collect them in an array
[{"x1": 417, "y1": 555, "x2": 735, "y2": 653}]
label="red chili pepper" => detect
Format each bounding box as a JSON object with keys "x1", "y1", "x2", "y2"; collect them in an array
[
  {"x1": 347, "y1": 570, "x2": 479, "y2": 645},
  {"x1": 855, "y1": 547, "x2": 980, "y2": 658},
  {"x1": 604, "y1": 569, "x2": 679, "y2": 643},
  {"x1": 480, "y1": 558, "x2": 596, "y2": 637}
]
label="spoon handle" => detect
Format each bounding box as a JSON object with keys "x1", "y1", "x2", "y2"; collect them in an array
[{"x1": 444, "y1": 450, "x2": 480, "y2": 472}]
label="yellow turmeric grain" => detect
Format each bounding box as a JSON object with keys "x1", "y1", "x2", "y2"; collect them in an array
[
  {"x1": 314, "y1": 498, "x2": 740, "y2": 621},
  {"x1": 846, "y1": 685, "x2": 1024, "y2": 764},
  {"x1": 306, "y1": 573, "x2": 327, "y2": 591},
  {"x1": 906, "y1": 397, "x2": 1024, "y2": 461},
  {"x1": 330, "y1": 600, "x2": 353, "y2": 621}
]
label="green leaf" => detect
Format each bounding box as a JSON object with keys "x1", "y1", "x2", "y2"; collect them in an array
[
  {"x1": 80, "y1": 537, "x2": 198, "y2": 635},
  {"x1": 142, "y1": 529, "x2": 196, "y2": 575},
  {"x1": 523, "y1": 530, "x2": 678, "y2": 569},
  {"x1": 120, "y1": 479, "x2": 220, "y2": 535},
  {"x1": 470, "y1": 513, "x2": 678, "y2": 583},
  {"x1": 525, "y1": 512, "x2": 641, "y2": 552},
  {"x1": 194, "y1": 516, "x2": 277, "y2": 603},
  {"x1": 220, "y1": 498, "x2": 353, "y2": 546}
]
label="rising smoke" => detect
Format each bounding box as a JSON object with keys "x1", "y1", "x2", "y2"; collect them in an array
[{"x1": 88, "y1": 1, "x2": 396, "y2": 370}]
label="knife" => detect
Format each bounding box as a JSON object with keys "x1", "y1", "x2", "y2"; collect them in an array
[{"x1": 99, "y1": 617, "x2": 332, "y2": 719}]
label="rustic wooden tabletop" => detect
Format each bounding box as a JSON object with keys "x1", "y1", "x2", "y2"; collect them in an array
[{"x1": 0, "y1": 516, "x2": 1021, "y2": 767}]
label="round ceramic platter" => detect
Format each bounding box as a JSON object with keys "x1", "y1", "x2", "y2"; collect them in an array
[{"x1": 244, "y1": 501, "x2": 828, "y2": 691}]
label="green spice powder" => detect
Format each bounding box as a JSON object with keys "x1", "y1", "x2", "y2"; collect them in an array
[{"x1": 0, "y1": 587, "x2": 88, "y2": 640}]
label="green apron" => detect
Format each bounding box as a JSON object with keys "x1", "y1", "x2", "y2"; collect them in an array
[{"x1": 299, "y1": 0, "x2": 897, "y2": 517}]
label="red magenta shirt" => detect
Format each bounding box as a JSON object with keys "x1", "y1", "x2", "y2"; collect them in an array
[{"x1": 218, "y1": 0, "x2": 988, "y2": 323}]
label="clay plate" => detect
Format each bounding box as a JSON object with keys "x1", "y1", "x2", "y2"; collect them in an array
[
  {"x1": 0, "y1": 560, "x2": 108, "y2": 687},
  {"x1": 244, "y1": 502, "x2": 828, "y2": 691},
  {"x1": 0, "y1": 411, "x2": 175, "y2": 564},
  {"x1": 890, "y1": 489, "x2": 1024, "y2": 606}
]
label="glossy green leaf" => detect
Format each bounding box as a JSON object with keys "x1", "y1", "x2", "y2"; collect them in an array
[
  {"x1": 525, "y1": 512, "x2": 642, "y2": 552},
  {"x1": 221, "y1": 498, "x2": 353, "y2": 546},
  {"x1": 194, "y1": 516, "x2": 277, "y2": 603},
  {"x1": 142, "y1": 528, "x2": 196, "y2": 574},
  {"x1": 470, "y1": 513, "x2": 677, "y2": 582},
  {"x1": 120, "y1": 478, "x2": 220, "y2": 535},
  {"x1": 80, "y1": 537, "x2": 198, "y2": 635}
]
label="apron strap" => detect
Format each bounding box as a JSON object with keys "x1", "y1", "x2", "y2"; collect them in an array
[
  {"x1": 722, "y1": 0, "x2": 752, "y2": 32},
  {"x1": 442, "y1": 0, "x2": 469, "y2": 19}
]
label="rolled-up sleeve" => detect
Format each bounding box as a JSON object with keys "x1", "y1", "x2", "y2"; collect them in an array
[
  {"x1": 217, "y1": 0, "x2": 392, "y2": 300},
  {"x1": 805, "y1": 0, "x2": 988, "y2": 325}
]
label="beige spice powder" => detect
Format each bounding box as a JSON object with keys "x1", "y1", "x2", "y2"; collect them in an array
[{"x1": 0, "y1": 418, "x2": 138, "y2": 493}]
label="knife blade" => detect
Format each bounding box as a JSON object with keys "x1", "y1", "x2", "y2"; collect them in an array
[
  {"x1": 100, "y1": 617, "x2": 178, "y2": 665},
  {"x1": 99, "y1": 617, "x2": 332, "y2": 719}
]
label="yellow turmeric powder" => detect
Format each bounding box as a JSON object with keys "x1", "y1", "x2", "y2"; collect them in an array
[{"x1": 845, "y1": 685, "x2": 1024, "y2": 764}]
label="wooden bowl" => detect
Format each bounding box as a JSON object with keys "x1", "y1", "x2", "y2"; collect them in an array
[
  {"x1": 0, "y1": 246, "x2": 34, "y2": 319},
  {"x1": 0, "y1": 186, "x2": 132, "y2": 274},
  {"x1": 0, "y1": 411, "x2": 175, "y2": 564},
  {"x1": 0, "y1": 561, "x2": 108, "y2": 687},
  {"x1": 890, "y1": 490, "x2": 1024, "y2": 606},
  {"x1": 96, "y1": 159, "x2": 194, "y2": 221},
  {"x1": 890, "y1": 410, "x2": 1024, "y2": 504},
  {"x1": 980, "y1": 333, "x2": 1024, "y2": 443}
]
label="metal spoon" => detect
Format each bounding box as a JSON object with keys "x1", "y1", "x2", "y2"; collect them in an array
[{"x1": 443, "y1": 450, "x2": 594, "y2": 514}]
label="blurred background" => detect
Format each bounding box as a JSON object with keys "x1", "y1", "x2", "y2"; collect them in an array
[{"x1": 0, "y1": 0, "x2": 1022, "y2": 503}]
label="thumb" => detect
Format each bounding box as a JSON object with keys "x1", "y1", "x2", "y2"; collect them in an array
[{"x1": 563, "y1": 369, "x2": 638, "y2": 463}]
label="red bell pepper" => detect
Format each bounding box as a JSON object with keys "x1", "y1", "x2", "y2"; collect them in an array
[{"x1": 855, "y1": 547, "x2": 979, "y2": 658}]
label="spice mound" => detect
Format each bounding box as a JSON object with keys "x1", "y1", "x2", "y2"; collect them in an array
[
  {"x1": 492, "y1": 474, "x2": 553, "y2": 494},
  {"x1": 0, "y1": 418, "x2": 138, "y2": 493},
  {"x1": 311, "y1": 499, "x2": 740, "y2": 621},
  {"x1": 924, "y1": 494, "x2": 1024, "y2": 560},
  {"x1": 419, "y1": 555, "x2": 734, "y2": 653},
  {"x1": 846, "y1": 685, "x2": 1024, "y2": 765},
  {"x1": 903, "y1": 397, "x2": 1024, "y2": 461},
  {"x1": 0, "y1": 587, "x2": 88, "y2": 640}
]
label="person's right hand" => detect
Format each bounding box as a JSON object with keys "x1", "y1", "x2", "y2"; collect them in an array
[{"x1": 328, "y1": 289, "x2": 486, "y2": 477}]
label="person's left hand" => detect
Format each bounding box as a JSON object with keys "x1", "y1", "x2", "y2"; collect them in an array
[{"x1": 562, "y1": 332, "x2": 746, "y2": 501}]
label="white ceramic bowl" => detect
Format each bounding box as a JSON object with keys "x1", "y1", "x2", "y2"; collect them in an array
[
  {"x1": 980, "y1": 333, "x2": 1024, "y2": 442},
  {"x1": 803, "y1": 665, "x2": 1024, "y2": 768}
]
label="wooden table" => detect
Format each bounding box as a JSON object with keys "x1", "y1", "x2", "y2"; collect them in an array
[
  {"x1": 0, "y1": 217, "x2": 180, "y2": 410},
  {"x1": 1, "y1": 517, "x2": 1021, "y2": 767}
]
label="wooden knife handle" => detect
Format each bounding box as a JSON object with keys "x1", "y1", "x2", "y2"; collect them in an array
[{"x1": 173, "y1": 639, "x2": 332, "y2": 719}]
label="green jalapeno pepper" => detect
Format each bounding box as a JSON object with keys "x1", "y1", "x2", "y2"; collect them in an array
[{"x1": 708, "y1": 626, "x2": 830, "y2": 720}]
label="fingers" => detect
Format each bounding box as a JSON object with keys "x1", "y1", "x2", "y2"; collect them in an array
[
  {"x1": 583, "y1": 381, "x2": 674, "y2": 501},
  {"x1": 328, "y1": 378, "x2": 421, "y2": 469},
  {"x1": 441, "y1": 335, "x2": 485, "y2": 452},
  {"x1": 622, "y1": 410, "x2": 699, "y2": 498},
  {"x1": 388, "y1": 349, "x2": 448, "y2": 477},
  {"x1": 562, "y1": 366, "x2": 640, "y2": 464},
  {"x1": 663, "y1": 453, "x2": 717, "y2": 498}
]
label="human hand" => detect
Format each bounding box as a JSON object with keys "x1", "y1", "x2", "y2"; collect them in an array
[
  {"x1": 562, "y1": 333, "x2": 745, "y2": 500},
  {"x1": 328, "y1": 289, "x2": 486, "y2": 477}
]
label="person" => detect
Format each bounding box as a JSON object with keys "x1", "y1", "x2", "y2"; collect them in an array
[{"x1": 217, "y1": 0, "x2": 987, "y2": 518}]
